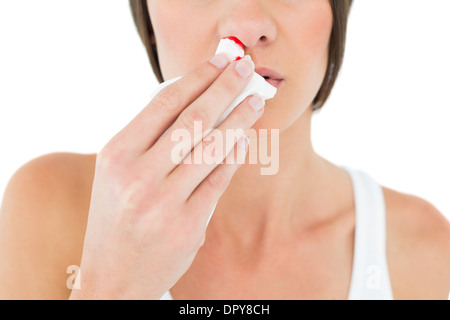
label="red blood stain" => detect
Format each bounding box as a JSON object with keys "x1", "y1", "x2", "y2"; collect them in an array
[{"x1": 224, "y1": 36, "x2": 245, "y2": 51}]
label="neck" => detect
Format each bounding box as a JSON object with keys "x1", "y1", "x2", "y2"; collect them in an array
[{"x1": 208, "y1": 106, "x2": 345, "y2": 249}]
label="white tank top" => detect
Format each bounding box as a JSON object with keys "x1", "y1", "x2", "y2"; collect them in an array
[{"x1": 161, "y1": 166, "x2": 394, "y2": 300}]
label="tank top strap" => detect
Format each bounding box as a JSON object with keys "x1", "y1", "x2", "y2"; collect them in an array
[{"x1": 342, "y1": 166, "x2": 394, "y2": 300}]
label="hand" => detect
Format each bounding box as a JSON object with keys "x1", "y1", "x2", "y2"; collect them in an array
[{"x1": 69, "y1": 53, "x2": 265, "y2": 299}]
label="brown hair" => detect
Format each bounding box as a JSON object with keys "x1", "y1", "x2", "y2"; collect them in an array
[{"x1": 129, "y1": 0, "x2": 353, "y2": 112}]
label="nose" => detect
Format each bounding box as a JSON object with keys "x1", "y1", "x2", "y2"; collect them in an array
[{"x1": 217, "y1": 0, "x2": 277, "y2": 50}]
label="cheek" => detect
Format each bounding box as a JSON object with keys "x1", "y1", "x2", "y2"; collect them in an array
[
  {"x1": 148, "y1": 1, "x2": 213, "y2": 80},
  {"x1": 290, "y1": 2, "x2": 333, "y2": 100},
  {"x1": 262, "y1": 2, "x2": 333, "y2": 130},
  {"x1": 149, "y1": 2, "x2": 187, "y2": 79},
  {"x1": 304, "y1": 6, "x2": 333, "y2": 57},
  {"x1": 293, "y1": 1, "x2": 333, "y2": 75}
]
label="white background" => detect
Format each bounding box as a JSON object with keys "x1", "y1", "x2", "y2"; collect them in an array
[{"x1": 0, "y1": 0, "x2": 449, "y2": 225}]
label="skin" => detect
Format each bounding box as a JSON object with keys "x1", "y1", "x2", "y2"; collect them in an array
[{"x1": 0, "y1": 0, "x2": 449, "y2": 299}]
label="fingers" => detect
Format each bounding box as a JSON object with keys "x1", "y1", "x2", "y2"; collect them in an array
[
  {"x1": 145, "y1": 57, "x2": 255, "y2": 175},
  {"x1": 164, "y1": 93, "x2": 264, "y2": 202},
  {"x1": 185, "y1": 134, "x2": 250, "y2": 226},
  {"x1": 109, "y1": 53, "x2": 232, "y2": 158}
]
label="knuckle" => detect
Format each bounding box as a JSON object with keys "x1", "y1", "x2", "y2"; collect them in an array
[
  {"x1": 179, "y1": 109, "x2": 208, "y2": 131},
  {"x1": 152, "y1": 86, "x2": 180, "y2": 112},
  {"x1": 119, "y1": 178, "x2": 147, "y2": 211},
  {"x1": 206, "y1": 169, "x2": 230, "y2": 191},
  {"x1": 219, "y1": 76, "x2": 240, "y2": 95},
  {"x1": 118, "y1": 172, "x2": 164, "y2": 214},
  {"x1": 201, "y1": 136, "x2": 216, "y2": 153},
  {"x1": 192, "y1": 65, "x2": 207, "y2": 81},
  {"x1": 240, "y1": 104, "x2": 258, "y2": 123},
  {"x1": 97, "y1": 143, "x2": 122, "y2": 172}
]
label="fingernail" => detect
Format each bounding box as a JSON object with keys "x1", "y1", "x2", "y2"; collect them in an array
[
  {"x1": 243, "y1": 55, "x2": 255, "y2": 69},
  {"x1": 248, "y1": 95, "x2": 265, "y2": 112},
  {"x1": 235, "y1": 57, "x2": 254, "y2": 78},
  {"x1": 209, "y1": 53, "x2": 230, "y2": 69}
]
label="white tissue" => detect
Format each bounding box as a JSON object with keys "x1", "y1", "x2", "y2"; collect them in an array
[
  {"x1": 215, "y1": 58, "x2": 275, "y2": 127},
  {"x1": 148, "y1": 37, "x2": 278, "y2": 230},
  {"x1": 215, "y1": 37, "x2": 245, "y2": 62},
  {"x1": 149, "y1": 37, "x2": 278, "y2": 128}
]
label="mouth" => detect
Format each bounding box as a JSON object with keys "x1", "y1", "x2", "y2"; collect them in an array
[
  {"x1": 255, "y1": 67, "x2": 285, "y2": 89},
  {"x1": 262, "y1": 77, "x2": 285, "y2": 89}
]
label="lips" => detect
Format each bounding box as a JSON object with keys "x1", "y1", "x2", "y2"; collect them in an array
[
  {"x1": 263, "y1": 78, "x2": 284, "y2": 88},
  {"x1": 255, "y1": 67, "x2": 285, "y2": 88}
]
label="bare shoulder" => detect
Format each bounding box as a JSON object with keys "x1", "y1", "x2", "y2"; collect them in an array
[
  {"x1": 382, "y1": 187, "x2": 450, "y2": 300},
  {"x1": 0, "y1": 152, "x2": 97, "y2": 299}
]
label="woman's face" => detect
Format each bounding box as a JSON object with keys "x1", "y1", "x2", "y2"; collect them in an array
[{"x1": 147, "y1": 0, "x2": 333, "y2": 132}]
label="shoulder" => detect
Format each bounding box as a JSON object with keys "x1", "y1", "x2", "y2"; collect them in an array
[
  {"x1": 1, "y1": 152, "x2": 97, "y2": 221},
  {"x1": 0, "y1": 152, "x2": 97, "y2": 299},
  {"x1": 8, "y1": 151, "x2": 97, "y2": 187},
  {"x1": 382, "y1": 187, "x2": 450, "y2": 300}
]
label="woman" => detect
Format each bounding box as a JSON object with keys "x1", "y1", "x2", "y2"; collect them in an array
[{"x1": 0, "y1": 0, "x2": 449, "y2": 300}]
